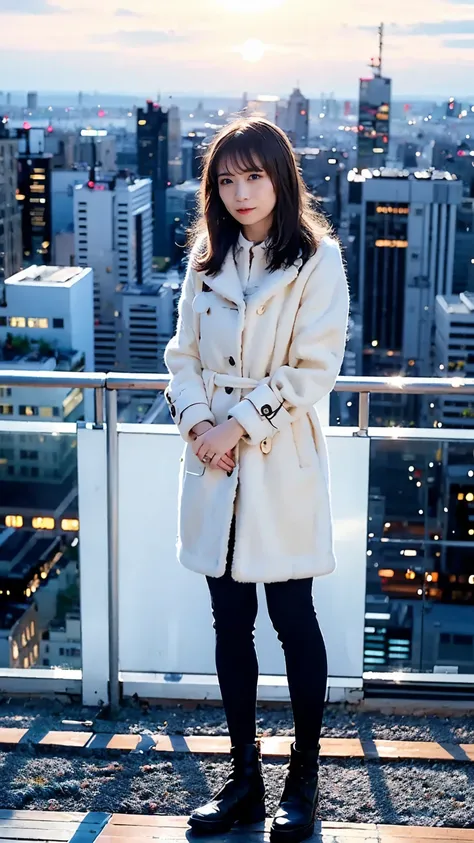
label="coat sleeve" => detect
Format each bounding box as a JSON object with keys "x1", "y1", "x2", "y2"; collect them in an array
[
  {"x1": 227, "y1": 238, "x2": 349, "y2": 446},
  {"x1": 163, "y1": 252, "x2": 216, "y2": 442}
]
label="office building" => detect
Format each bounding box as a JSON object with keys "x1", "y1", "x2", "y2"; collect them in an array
[
  {"x1": 0, "y1": 125, "x2": 23, "y2": 302},
  {"x1": 16, "y1": 128, "x2": 53, "y2": 265},
  {"x1": 434, "y1": 292, "x2": 474, "y2": 428},
  {"x1": 453, "y1": 198, "x2": 474, "y2": 294},
  {"x1": 167, "y1": 105, "x2": 182, "y2": 186},
  {"x1": 51, "y1": 169, "x2": 89, "y2": 241},
  {"x1": 348, "y1": 168, "x2": 462, "y2": 422},
  {"x1": 0, "y1": 265, "x2": 94, "y2": 488},
  {"x1": 294, "y1": 147, "x2": 346, "y2": 229},
  {"x1": 74, "y1": 172, "x2": 152, "y2": 370},
  {"x1": 182, "y1": 132, "x2": 206, "y2": 181},
  {"x1": 27, "y1": 92, "x2": 38, "y2": 111},
  {"x1": 357, "y1": 25, "x2": 391, "y2": 170},
  {"x1": 166, "y1": 180, "x2": 200, "y2": 264},
  {"x1": 137, "y1": 100, "x2": 170, "y2": 259},
  {"x1": 116, "y1": 274, "x2": 176, "y2": 376},
  {"x1": 285, "y1": 88, "x2": 310, "y2": 146}
]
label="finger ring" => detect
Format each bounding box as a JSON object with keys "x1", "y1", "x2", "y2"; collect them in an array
[{"x1": 202, "y1": 455, "x2": 211, "y2": 463}]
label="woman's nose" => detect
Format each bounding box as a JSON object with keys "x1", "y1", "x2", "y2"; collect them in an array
[{"x1": 235, "y1": 181, "x2": 250, "y2": 201}]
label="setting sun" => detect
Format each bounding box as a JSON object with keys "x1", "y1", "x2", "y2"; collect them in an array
[{"x1": 240, "y1": 39, "x2": 266, "y2": 63}]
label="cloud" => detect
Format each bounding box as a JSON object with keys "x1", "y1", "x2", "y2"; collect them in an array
[
  {"x1": 443, "y1": 37, "x2": 474, "y2": 46},
  {"x1": 91, "y1": 29, "x2": 191, "y2": 46},
  {"x1": 445, "y1": 0, "x2": 474, "y2": 4},
  {"x1": 0, "y1": 0, "x2": 64, "y2": 11},
  {"x1": 359, "y1": 20, "x2": 474, "y2": 36},
  {"x1": 114, "y1": 7, "x2": 142, "y2": 16}
]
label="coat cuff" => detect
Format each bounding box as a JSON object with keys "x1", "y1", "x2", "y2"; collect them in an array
[
  {"x1": 228, "y1": 383, "x2": 293, "y2": 446},
  {"x1": 165, "y1": 388, "x2": 215, "y2": 441}
]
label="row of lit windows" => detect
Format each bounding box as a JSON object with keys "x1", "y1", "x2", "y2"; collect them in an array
[
  {"x1": 376, "y1": 206, "x2": 410, "y2": 215},
  {"x1": 0, "y1": 405, "x2": 60, "y2": 417},
  {"x1": 375, "y1": 239, "x2": 409, "y2": 248},
  {"x1": 5, "y1": 515, "x2": 79, "y2": 530},
  {"x1": 0, "y1": 316, "x2": 64, "y2": 329}
]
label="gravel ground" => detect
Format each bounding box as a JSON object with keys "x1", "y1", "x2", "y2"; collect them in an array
[
  {"x1": 0, "y1": 752, "x2": 473, "y2": 827},
  {"x1": 0, "y1": 698, "x2": 473, "y2": 826},
  {"x1": 2, "y1": 696, "x2": 474, "y2": 744}
]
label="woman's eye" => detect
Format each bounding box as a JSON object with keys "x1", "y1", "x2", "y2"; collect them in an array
[
  {"x1": 220, "y1": 178, "x2": 231, "y2": 185},
  {"x1": 249, "y1": 173, "x2": 261, "y2": 180}
]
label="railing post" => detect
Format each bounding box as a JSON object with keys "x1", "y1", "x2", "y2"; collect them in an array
[
  {"x1": 94, "y1": 387, "x2": 105, "y2": 426},
  {"x1": 105, "y1": 387, "x2": 120, "y2": 713},
  {"x1": 354, "y1": 392, "x2": 370, "y2": 437}
]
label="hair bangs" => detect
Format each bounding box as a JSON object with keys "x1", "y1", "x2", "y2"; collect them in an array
[{"x1": 213, "y1": 130, "x2": 268, "y2": 181}]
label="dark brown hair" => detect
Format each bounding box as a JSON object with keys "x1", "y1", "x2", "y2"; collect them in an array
[{"x1": 190, "y1": 116, "x2": 332, "y2": 276}]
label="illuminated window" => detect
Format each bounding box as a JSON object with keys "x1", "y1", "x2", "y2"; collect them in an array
[
  {"x1": 26, "y1": 627, "x2": 30, "y2": 641},
  {"x1": 61, "y1": 518, "x2": 79, "y2": 531},
  {"x1": 27, "y1": 317, "x2": 49, "y2": 329},
  {"x1": 375, "y1": 239, "x2": 408, "y2": 248},
  {"x1": 32, "y1": 516, "x2": 55, "y2": 530},
  {"x1": 21, "y1": 633, "x2": 26, "y2": 648},
  {"x1": 39, "y1": 407, "x2": 54, "y2": 418},
  {"x1": 0, "y1": 405, "x2": 13, "y2": 416},
  {"x1": 30, "y1": 621, "x2": 35, "y2": 637},
  {"x1": 12, "y1": 641, "x2": 19, "y2": 660},
  {"x1": 23, "y1": 657, "x2": 29, "y2": 669},
  {"x1": 5, "y1": 515, "x2": 23, "y2": 528},
  {"x1": 33, "y1": 644, "x2": 39, "y2": 659},
  {"x1": 9, "y1": 316, "x2": 26, "y2": 328},
  {"x1": 19, "y1": 406, "x2": 39, "y2": 416}
]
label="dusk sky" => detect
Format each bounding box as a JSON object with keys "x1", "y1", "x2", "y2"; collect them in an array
[{"x1": 1, "y1": 0, "x2": 473, "y2": 98}]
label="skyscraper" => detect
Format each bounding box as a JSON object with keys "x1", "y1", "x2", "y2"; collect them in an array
[
  {"x1": 137, "y1": 100, "x2": 170, "y2": 260},
  {"x1": 357, "y1": 24, "x2": 391, "y2": 170},
  {"x1": 0, "y1": 121, "x2": 23, "y2": 303},
  {"x1": 349, "y1": 167, "x2": 462, "y2": 423},
  {"x1": 16, "y1": 128, "x2": 53, "y2": 265},
  {"x1": 74, "y1": 169, "x2": 152, "y2": 370}
]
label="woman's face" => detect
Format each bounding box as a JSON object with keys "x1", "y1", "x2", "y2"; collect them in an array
[{"x1": 216, "y1": 155, "x2": 277, "y2": 233}]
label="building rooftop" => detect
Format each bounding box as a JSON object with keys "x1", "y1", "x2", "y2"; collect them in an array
[
  {"x1": 437, "y1": 291, "x2": 474, "y2": 315},
  {"x1": 348, "y1": 167, "x2": 459, "y2": 182},
  {"x1": 5, "y1": 265, "x2": 89, "y2": 288}
]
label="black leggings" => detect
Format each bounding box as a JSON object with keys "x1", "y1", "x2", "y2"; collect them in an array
[{"x1": 206, "y1": 516, "x2": 328, "y2": 751}]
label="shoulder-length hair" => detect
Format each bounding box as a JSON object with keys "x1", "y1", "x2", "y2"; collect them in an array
[{"x1": 189, "y1": 116, "x2": 332, "y2": 276}]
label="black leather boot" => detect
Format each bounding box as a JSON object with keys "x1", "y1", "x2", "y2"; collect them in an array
[
  {"x1": 188, "y1": 742, "x2": 266, "y2": 835},
  {"x1": 270, "y1": 741, "x2": 320, "y2": 843}
]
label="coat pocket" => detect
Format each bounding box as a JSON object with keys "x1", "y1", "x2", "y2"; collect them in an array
[
  {"x1": 184, "y1": 445, "x2": 206, "y2": 476},
  {"x1": 290, "y1": 415, "x2": 314, "y2": 470}
]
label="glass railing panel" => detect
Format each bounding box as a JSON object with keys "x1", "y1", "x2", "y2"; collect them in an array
[
  {"x1": 0, "y1": 426, "x2": 80, "y2": 670},
  {"x1": 365, "y1": 436, "x2": 474, "y2": 674}
]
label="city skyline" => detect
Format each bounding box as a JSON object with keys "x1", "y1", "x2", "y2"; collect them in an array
[{"x1": 1, "y1": 0, "x2": 474, "y2": 97}]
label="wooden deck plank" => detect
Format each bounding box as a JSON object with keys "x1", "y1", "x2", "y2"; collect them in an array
[
  {"x1": 37, "y1": 731, "x2": 93, "y2": 749},
  {"x1": 0, "y1": 811, "x2": 109, "y2": 825},
  {"x1": 0, "y1": 728, "x2": 28, "y2": 746}
]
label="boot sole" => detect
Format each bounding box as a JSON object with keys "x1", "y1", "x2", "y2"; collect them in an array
[{"x1": 188, "y1": 801, "x2": 266, "y2": 835}]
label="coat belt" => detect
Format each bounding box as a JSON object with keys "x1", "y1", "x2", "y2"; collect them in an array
[{"x1": 201, "y1": 368, "x2": 264, "y2": 403}]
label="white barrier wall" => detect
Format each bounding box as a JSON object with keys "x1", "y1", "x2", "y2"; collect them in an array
[{"x1": 79, "y1": 423, "x2": 369, "y2": 704}]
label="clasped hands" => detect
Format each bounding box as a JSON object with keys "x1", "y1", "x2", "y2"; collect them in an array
[{"x1": 190, "y1": 418, "x2": 245, "y2": 472}]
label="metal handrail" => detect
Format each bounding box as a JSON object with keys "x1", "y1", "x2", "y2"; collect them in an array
[{"x1": 1, "y1": 369, "x2": 474, "y2": 395}]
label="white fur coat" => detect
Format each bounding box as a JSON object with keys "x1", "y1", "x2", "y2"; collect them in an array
[{"x1": 164, "y1": 234, "x2": 350, "y2": 583}]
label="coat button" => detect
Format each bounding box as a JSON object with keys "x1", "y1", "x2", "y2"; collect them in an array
[
  {"x1": 256, "y1": 305, "x2": 266, "y2": 315},
  {"x1": 229, "y1": 356, "x2": 236, "y2": 366},
  {"x1": 260, "y1": 438, "x2": 272, "y2": 454},
  {"x1": 261, "y1": 404, "x2": 272, "y2": 416},
  {"x1": 225, "y1": 386, "x2": 233, "y2": 394}
]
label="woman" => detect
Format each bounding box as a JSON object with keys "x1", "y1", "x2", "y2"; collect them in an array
[{"x1": 164, "y1": 117, "x2": 349, "y2": 843}]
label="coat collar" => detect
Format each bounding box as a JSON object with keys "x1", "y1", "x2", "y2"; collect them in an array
[{"x1": 196, "y1": 244, "x2": 304, "y2": 310}]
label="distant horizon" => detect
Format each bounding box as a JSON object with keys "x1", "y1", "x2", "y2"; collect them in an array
[{"x1": 3, "y1": 89, "x2": 474, "y2": 105}]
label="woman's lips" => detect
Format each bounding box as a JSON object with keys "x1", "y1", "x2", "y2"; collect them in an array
[{"x1": 237, "y1": 208, "x2": 255, "y2": 215}]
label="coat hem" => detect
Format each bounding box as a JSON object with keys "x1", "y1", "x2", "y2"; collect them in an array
[{"x1": 178, "y1": 545, "x2": 337, "y2": 583}]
